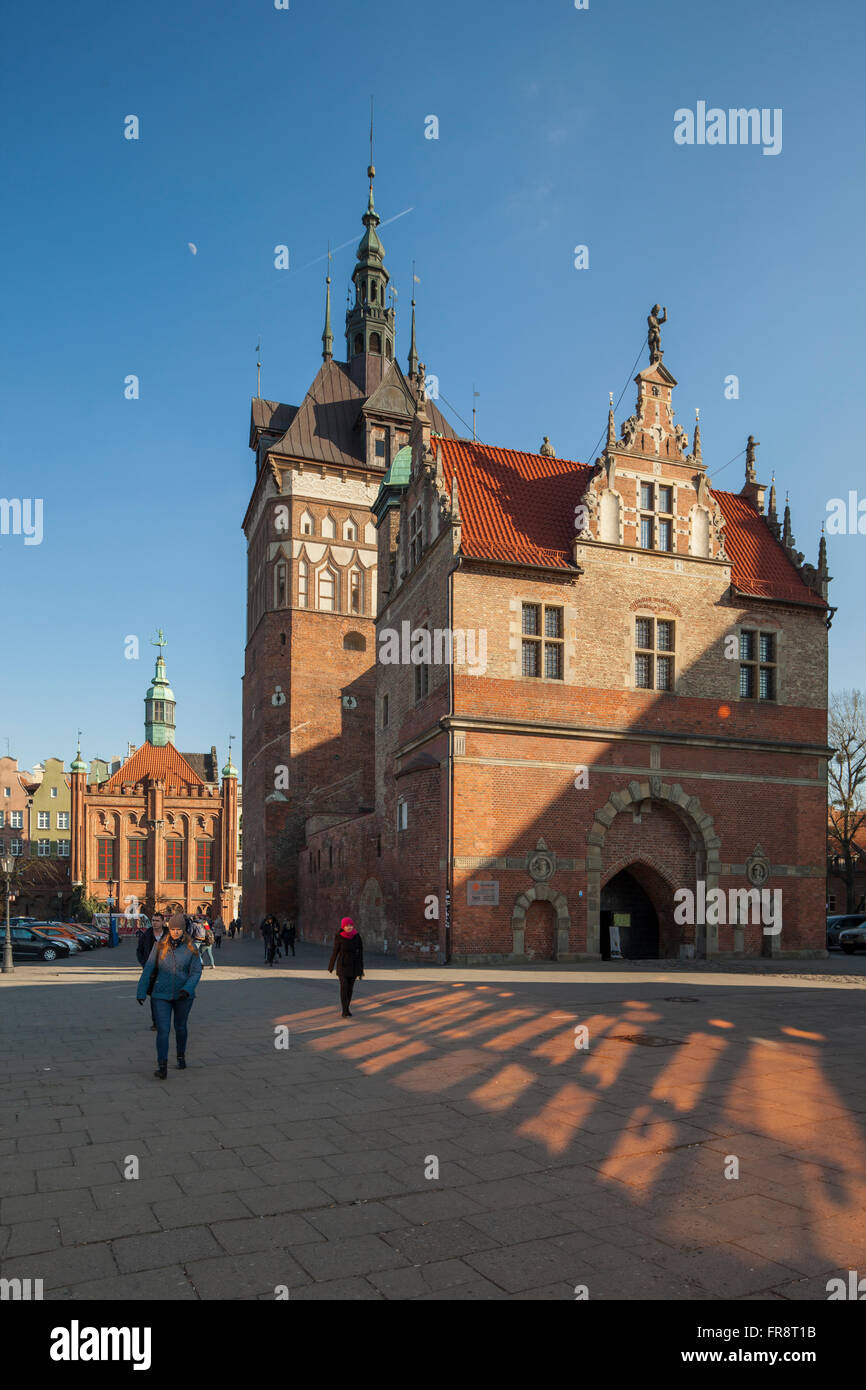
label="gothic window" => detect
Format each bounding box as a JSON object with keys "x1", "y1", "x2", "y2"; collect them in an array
[
  {"x1": 97, "y1": 838, "x2": 116, "y2": 880},
  {"x1": 318, "y1": 568, "x2": 337, "y2": 611},
  {"x1": 165, "y1": 839, "x2": 184, "y2": 881},
  {"x1": 300, "y1": 510, "x2": 314, "y2": 535},
  {"x1": 350, "y1": 569, "x2": 362, "y2": 613},
  {"x1": 321, "y1": 515, "x2": 336, "y2": 539},
  {"x1": 343, "y1": 519, "x2": 357, "y2": 541},
  {"x1": 195, "y1": 839, "x2": 214, "y2": 881},
  {"x1": 128, "y1": 839, "x2": 147, "y2": 880},
  {"x1": 370, "y1": 332, "x2": 382, "y2": 354},
  {"x1": 275, "y1": 562, "x2": 287, "y2": 607},
  {"x1": 298, "y1": 560, "x2": 308, "y2": 607},
  {"x1": 344, "y1": 631, "x2": 366, "y2": 651}
]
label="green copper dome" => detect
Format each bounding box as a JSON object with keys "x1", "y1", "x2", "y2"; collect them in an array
[
  {"x1": 222, "y1": 757, "x2": 238, "y2": 780},
  {"x1": 71, "y1": 746, "x2": 87, "y2": 773}
]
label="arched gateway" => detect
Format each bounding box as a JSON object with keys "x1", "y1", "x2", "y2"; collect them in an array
[{"x1": 587, "y1": 779, "x2": 722, "y2": 960}]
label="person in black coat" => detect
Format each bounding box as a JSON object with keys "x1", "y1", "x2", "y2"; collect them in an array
[
  {"x1": 135, "y1": 913, "x2": 166, "y2": 1031},
  {"x1": 281, "y1": 920, "x2": 296, "y2": 957},
  {"x1": 261, "y1": 914, "x2": 279, "y2": 965},
  {"x1": 328, "y1": 917, "x2": 364, "y2": 1017}
]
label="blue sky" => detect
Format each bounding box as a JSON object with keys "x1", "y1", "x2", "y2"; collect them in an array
[{"x1": 1, "y1": 0, "x2": 864, "y2": 773}]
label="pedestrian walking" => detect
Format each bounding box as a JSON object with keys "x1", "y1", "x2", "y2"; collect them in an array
[
  {"x1": 281, "y1": 919, "x2": 296, "y2": 957},
  {"x1": 328, "y1": 917, "x2": 364, "y2": 1017},
  {"x1": 212, "y1": 915, "x2": 224, "y2": 950},
  {"x1": 261, "y1": 913, "x2": 279, "y2": 964},
  {"x1": 198, "y1": 921, "x2": 216, "y2": 968},
  {"x1": 136, "y1": 913, "x2": 202, "y2": 1078},
  {"x1": 136, "y1": 912, "x2": 166, "y2": 1031}
]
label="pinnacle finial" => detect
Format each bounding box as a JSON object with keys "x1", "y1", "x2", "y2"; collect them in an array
[
  {"x1": 408, "y1": 297, "x2": 419, "y2": 379},
  {"x1": 322, "y1": 257, "x2": 334, "y2": 362},
  {"x1": 607, "y1": 392, "x2": 616, "y2": 448},
  {"x1": 692, "y1": 407, "x2": 702, "y2": 464}
]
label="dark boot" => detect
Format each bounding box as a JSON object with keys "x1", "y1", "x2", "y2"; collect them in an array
[
  {"x1": 154, "y1": 1062, "x2": 168, "y2": 1079},
  {"x1": 176, "y1": 1054, "x2": 186, "y2": 1070}
]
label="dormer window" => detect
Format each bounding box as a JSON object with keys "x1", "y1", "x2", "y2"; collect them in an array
[{"x1": 375, "y1": 439, "x2": 386, "y2": 458}]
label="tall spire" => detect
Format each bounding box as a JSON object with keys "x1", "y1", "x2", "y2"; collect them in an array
[
  {"x1": 144, "y1": 631, "x2": 177, "y2": 747},
  {"x1": 345, "y1": 153, "x2": 395, "y2": 389},
  {"x1": 767, "y1": 473, "x2": 777, "y2": 522},
  {"x1": 782, "y1": 492, "x2": 792, "y2": 546},
  {"x1": 322, "y1": 263, "x2": 333, "y2": 362},
  {"x1": 408, "y1": 297, "x2": 419, "y2": 379}
]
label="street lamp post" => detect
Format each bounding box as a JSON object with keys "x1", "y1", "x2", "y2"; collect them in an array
[
  {"x1": 107, "y1": 878, "x2": 118, "y2": 948},
  {"x1": 1, "y1": 853, "x2": 15, "y2": 974}
]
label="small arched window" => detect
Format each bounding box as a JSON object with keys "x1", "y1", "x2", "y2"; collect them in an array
[
  {"x1": 370, "y1": 332, "x2": 381, "y2": 354},
  {"x1": 344, "y1": 631, "x2": 366, "y2": 652},
  {"x1": 300, "y1": 510, "x2": 314, "y2": 536},
  {"x1": 318, "y1": 568, "x2": 337, "y2": 611},
  {"x1": 343, "y1": 519, "x2": 357, "y2": 542},
  {"x1": 321, "y1": 515, "x2": 336, "y2": 539}
]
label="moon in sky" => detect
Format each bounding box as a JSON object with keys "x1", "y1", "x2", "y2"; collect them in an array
[{"x1": 188, "y1": 242, "x2": 197, "y2": 255}]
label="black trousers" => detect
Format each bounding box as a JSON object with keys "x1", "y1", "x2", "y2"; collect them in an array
[{"x1": 339, "y1": 974, "x2": 358, "y2": 1012}]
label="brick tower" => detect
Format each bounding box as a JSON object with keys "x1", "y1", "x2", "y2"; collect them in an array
[{"x1": 240, "y1": 163, "x2": 456, "y2": 925}]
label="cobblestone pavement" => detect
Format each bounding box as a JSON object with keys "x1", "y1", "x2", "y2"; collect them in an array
[{"x1": 1, "y1": 936, "x2": 865, "y2": 1300}]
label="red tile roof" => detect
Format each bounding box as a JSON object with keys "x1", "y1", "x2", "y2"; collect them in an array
[
  {"x1": 432, "y1": 439, "x2": 826, "y2": 608},
  {"x1": 712, "y1": 490, "x2": 825, "y2": 608},
  {"x1": 434, "y1": 439, "x2": 593, "y2": 569},
  {"x1": 104, "y1": 743, "x2": 205, "y2": 791}
]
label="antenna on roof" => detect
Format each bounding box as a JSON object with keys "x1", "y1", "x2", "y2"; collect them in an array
[
  {"x1": 472, "y1": 385, "x2": 481, "y2": 442},
  {"x1": 255, "y1": 335, "x2": 262, "y2": 399}
]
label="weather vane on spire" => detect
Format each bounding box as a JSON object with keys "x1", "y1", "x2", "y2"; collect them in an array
[{"x1": 151, "y1": 629, "x2": 167, "y2": 651}]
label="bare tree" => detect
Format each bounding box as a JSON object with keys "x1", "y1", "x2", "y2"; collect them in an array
[{"x1": 828, "y1": 690, "x2": 866, "y2": 911}]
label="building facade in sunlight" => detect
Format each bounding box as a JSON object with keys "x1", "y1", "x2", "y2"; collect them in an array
[
  {"x1": 243, "y1": 169, "x2": 831, "y2": 962},
  {"x1": 70, "y1": 645, "x2": 240, "y2": 922}
]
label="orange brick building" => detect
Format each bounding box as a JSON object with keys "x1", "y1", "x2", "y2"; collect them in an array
[
  {"x1": 244, "y1": 168, "x2": 832, "y2": 961},
  {"x1": 70, "y1": 642, "x2": 240, "y2": 922}
]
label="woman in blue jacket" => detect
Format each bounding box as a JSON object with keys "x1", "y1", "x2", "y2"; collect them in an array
[{"x1": 136, "y1": 913, "x2": 202, "y2": 1079}]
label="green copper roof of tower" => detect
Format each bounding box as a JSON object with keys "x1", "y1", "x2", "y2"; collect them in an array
[
  {"x1": 222, "y1": 756, "x2": 238, "y2": 779},
  {"x1": 144, "y1": 653, "x2": 177, "y2": 747},
  {"x1": 71, "y1": 746, "x2": 87, "y2": 773}
]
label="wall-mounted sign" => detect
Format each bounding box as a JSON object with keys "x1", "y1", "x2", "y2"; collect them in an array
[
  {"x1": 613, "y1": 913, "x2": 631, "y2": 927},
  {"x1": 468, "y1": 880, "x2": 499, "y2": 906}
]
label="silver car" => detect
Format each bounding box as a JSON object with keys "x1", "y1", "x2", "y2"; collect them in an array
[{"x1": 839, "y1": 923, "x2": 866, "y2": 954}]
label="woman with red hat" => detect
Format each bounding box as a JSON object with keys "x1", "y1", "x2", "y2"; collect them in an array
[{"x1": 328, "y1": 917, "x2": 364, "y2": 1017}]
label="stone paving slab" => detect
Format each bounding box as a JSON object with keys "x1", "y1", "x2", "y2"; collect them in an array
[{"x1": 1, "y1": 937, "x2": 865, "y2": 1300}]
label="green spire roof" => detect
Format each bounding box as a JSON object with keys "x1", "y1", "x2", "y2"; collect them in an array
[
  {"x1": 71, "y1": 743, "x2": 87, "y2": 773},
  {"x1": 222, "y1": 755, "x2": 238, "y2": 779},
  {"x1": 383, "y1": 445, "x2": 412, "y2": 487}
]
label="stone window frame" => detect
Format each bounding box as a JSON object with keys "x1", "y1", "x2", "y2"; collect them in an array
[
  {"x1": 735, "y1": 621, "x2": 782, "y2": 705},
  {"x1": 520, "y1": 601, "x2": 565, "y2": 681},
  {"x1": 633, "y1": 612, "x2": 677, "y2": 693},
  {"x1": 637, "y1": 477, "x2": 676, "y2": 552},
  {"x1": 299, "y1": 509, "x2": 315, "y2": 537},
  {"x1": 316, "y1": 563, "x2": 339, "y2": 612}
]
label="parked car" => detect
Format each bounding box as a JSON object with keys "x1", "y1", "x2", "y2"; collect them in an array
[
  {"x1": 826, "y1": 914, "x2": 866, "y2": 950},
  {"x1": 8, "y1": 925, "x2": 76, "y2": 961},
  {"x1": 839, "y1": 922, "x2": 866, "y2": 955},
  {"x1": 24, "y1": 922, "x2": 83, "y2": 952},
  {"x1": 45, "y1": 921, "x2": 104, "y2": 949}
]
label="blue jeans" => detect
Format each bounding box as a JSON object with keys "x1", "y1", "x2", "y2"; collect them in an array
[
  {"x1": 200, "y1": 945, "x2": 215, "y2": 967},
  {"x1": 152, "y1": 996, "x2": 194, "y2": 1063}
]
